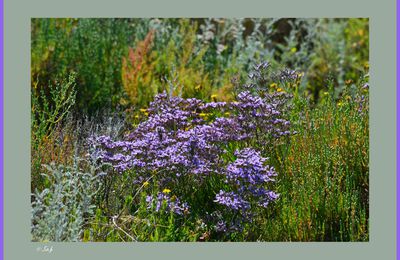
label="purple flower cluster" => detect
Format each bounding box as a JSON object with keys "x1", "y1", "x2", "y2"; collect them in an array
[
  {"x1": 89, "y1": 91, "x2": 249, "y2": 175},
  {"x1": 89, "y1": 88, "x2": 291, "y2": 174},
  {"x1": 232, "y1": 91, "x2": 293, "y2": 141},
  {"x1": 146, "y1": 192, "x2": 190, "y2": 216},
  {"x1": 226, "y1": 148, "x2": 277, "y2": 186},
  {"x1": 215, "y1": 148, "x2": 279, "y2": 214},
  {"x1": 278, "y1": 68, "x2": 300, "y2": 82},
  {"x1": 88, "y1": 62, "x2": 295, "y2": 229},
  {"x1": 214, "y1": 190, "x2": 250, "y2": 211}
]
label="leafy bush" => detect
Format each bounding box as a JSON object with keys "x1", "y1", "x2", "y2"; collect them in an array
[
  {"x1": 31, "y1": 73, "x2": 77, "y2": 144},
  {"x1": 31, "y1": 18, "x2": 145, "y2": 112},
  {"x1": 31, "y1": 73, "x2": 77, "y2": 191}
]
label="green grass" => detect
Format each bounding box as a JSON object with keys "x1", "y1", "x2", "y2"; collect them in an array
[{"x1": 260, "y1": 90, "x2": 369, "y2": 241}]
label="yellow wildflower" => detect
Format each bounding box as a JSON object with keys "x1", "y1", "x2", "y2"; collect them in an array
[
  {"x1": 211, "y1": 94, "x2": 218, "y2": 100},
  {"x1": 139, "y1": 108, "x2": 147, "y2": 113},
  {"x1": 364, "y1": 62, "x2": 369, "y2": 70},
  {"x1": 162, "y1": 188, "x2": 171, "y2": 194},
  {"x1": 290, "y1": 47, "x2": 297, "y2": 53},
  {"x1": 270, "y1": 83, "x2": 277, "y2": 89},
  {"x1": 277, "y1": 88, "x2": 283, "y2": 92},
  {"x1": 143, "y1": 181, "x2": 149, "y2": 187}
]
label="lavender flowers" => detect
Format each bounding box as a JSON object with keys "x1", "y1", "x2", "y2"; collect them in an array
[{"x1": 88, "y1": 62, "x2": 296, "y2": 234}]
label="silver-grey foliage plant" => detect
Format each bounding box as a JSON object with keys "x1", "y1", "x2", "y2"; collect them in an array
[{"x1": 31, "y1": 161, "x2": 101, "y2": 242}]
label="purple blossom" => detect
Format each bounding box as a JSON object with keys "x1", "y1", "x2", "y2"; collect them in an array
[
  {"x1": 217, "y1": 148, "x2": 279, "y2": 220},
  {"x1": 146, "y1": 192, "x2": 190, "y2": 215},
  {"x1": 215, "y1": 220, "x2": 227, "y2": 232},
  {"x1": 200, "y1": 101, "x2": 227, "y2": 110},
  {"x1": 214, "y1": 190, "x2": 250, "y2": 211},
  {"x1": 226, "y1": 148, "x2": 277, "y2": 185}
]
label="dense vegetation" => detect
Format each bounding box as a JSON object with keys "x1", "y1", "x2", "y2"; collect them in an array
[{"x1": 31, "y1": 18, "x2": 369, "y2": 242}]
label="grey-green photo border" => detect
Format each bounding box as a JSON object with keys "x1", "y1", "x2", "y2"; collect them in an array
[{"x1": 4, "y1": 0, "x2": 396, "y2": 259}]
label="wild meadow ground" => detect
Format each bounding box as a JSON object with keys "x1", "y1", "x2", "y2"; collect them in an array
[{"x1": 31, "y1": 18, "x2": 369, "y2": 242}]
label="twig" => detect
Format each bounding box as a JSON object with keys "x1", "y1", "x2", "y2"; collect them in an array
[{"x1": 112, "y1": 215, "x2": 137, "y2": 242}]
